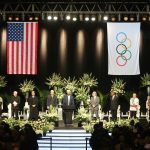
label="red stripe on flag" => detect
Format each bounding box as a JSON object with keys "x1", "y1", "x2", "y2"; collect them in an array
[
  {"x1": 25, "y1": 23, "x2": 28, "y2": 74},
  {"x1": 30, "y1": 23, "x2": 33, "y2": 74},
  {"x1": 12, "y1": 41, "x2": 14, "y2": 74},
  {"x1": 35, "y1": 22, "x2": 38, "y2": 74},
  {"x1": 21, "y1": 42, "x2": 23, "y2": 74},
  {"x1": 7, "y1": 42, "x2": 9, "y2": 74},
  {"x1": 16, "y1": 42, "x2": 19, "y2": 74}
]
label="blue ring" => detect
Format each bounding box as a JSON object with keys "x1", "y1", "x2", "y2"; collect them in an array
[{"x1": 116, "y1": 32, "x2": 127, "y2": 43}]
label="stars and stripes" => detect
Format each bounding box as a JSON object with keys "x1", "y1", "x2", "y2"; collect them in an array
[{"x1": 7, "y1": 22, "x2": 38, "y2": 74}]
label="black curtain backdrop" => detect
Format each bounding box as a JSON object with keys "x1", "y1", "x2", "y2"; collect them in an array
[{"x1": 0, "y1": 21, "x2": 150, "y2": 105}]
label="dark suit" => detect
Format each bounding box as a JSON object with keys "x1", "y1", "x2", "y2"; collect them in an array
[
  {"x1": 62, "y1": 95, "x2": 75, "y2": 125},
  {"x1": 110, "y1": 95, "x2": 118, "y2": 121},
  {"x1": 28, "y1": 96, "x2": 38, "y2": 120},
  {"x1": 47, "y1": 95, "x2": 58, "y2": 108},
  {"x1": 11, "y1": 96, "x2": 20, "y2": 119},
  {"x1": 90, "y1": 96, "x2": 100, "y2": 119}
]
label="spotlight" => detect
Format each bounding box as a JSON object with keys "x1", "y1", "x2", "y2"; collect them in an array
[
  {"x1": 8, "y1": 16, "x2": 13, "y2": 21},
  {"x1": 15, "y1": 16, "x2": 19, "y2": 21},
  {"x1": 47, "y1": 15, "x2": 52, "y2": 20},
  {"x1": 130, "y1": 16, "x2": 134, "y2": 21},
  {"x1": 91, "y1": 16, "x2": 96, "y2": 21},
  {"x1": 66, "y1": 15, "x2": 71, "y2": 20},
  {"x1": 29, "y1": 16, "x2": 33, "y2": 21},
  {"x1": 103, "y1": 16, "x2": 108, "y2": 21},
  {"x1": 111, "y1": 16, "x2": 117, "y2": 21},
  {"x1": 72, "y1": 17, "x2": 77, "y2": 21},
  {"x1": 111, "y1": 17, "x2": 116, "y2": 21},
  {"x1": 53, "y1": 16, "x2": 58, "y2": 21},
  {"x1": 85, "y1": 16, "x2": 89, "y2": 21},
  {"x1": 35, "y1": 16, "x2": 39, "y2": 21},
  {"x1": 123, "y1": 16, "x2": 128, "y2": 21},
  {"x1": 142, "y1": 16, "x2": 147, "y2": 21}
]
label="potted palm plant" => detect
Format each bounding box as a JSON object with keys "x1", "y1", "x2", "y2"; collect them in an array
[
  {"x1": 141, "y1": 73, "x2": 150, "y2": 96},
  {"x1": 0, "y1": 76, "x2": 7, "y2": 88}
]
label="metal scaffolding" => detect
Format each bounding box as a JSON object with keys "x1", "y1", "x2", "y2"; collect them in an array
[{"x1": 0, "y1": 1, "x2": 149, "y2": 14}]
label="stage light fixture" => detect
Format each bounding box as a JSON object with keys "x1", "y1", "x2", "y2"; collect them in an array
[
  {"x1": 29, "y1": 16, "x2": 33, "y2": 21},
  {"x1": 66, "y1": 15, "x2": 71, "y2": 20},
  {"x1": 123, "y1": 16, "x2": 128, "y2": 21},
  {"x1": 35, "y1": 16, "x2": 39, "y2": 21},
  {"x1": 15, "y1": 16, "x2": 19, "y2": 21},
  {"x1": 103, "y1": 16, "x2": 108, "y2": 21},
  {"x1": 111, "y1": 17, "x2": 116, "y2": 21},
  {"x1": 47, "y1": 15, "x2": 52, "y2": 20},
  {"x1": 8, "y1": 16, "x2": 13, "y2": 21},
  {"x1": 53, "y1": 16, "x2": 58, "y2": 21},
  {"x1": 142, "y1": 16, "x2": 147, "y2": 21},
  {"x1": 85, "y1": 16, "x2": 89, "y2": 21},
  {"x1": 91, "y1": 16, "x2": 96, "y2": 21},
  {"x1": 72, "y1": 17, "x2": 77, "y2": 21},
  {"x1": 130, "y1": 16, "x2": 135, "y2": 21}
]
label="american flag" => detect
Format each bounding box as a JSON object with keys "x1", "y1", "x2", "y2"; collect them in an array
[{"x1": 7, "y1": 22, "x2": 38, "y2": 74}]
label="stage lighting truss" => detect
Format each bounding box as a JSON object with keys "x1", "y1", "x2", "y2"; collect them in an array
[{"x1": 1, "y1": 1, "x2": 150, "y2": 22}]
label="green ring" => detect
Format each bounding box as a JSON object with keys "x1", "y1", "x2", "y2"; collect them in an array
[{"x1": 121, "y1": 50, "x2": 132, "y2": 60}]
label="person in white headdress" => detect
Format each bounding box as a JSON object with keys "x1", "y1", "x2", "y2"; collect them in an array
[{"x1": 130, "y1": 93, "x2": 139, "y2": 119}]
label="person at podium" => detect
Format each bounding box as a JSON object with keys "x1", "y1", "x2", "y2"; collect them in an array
[{"x1": 62, "y1": 89, "x2": 75, "y2": 126}]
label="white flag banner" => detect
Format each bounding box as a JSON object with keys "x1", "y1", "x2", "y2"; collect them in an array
[{"x1": 107, "y1": 23, "x2": 141, "y2": 75}]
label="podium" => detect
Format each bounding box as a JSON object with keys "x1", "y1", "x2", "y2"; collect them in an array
[{"x1": 63, "y1": 106, "x2": 75, "y2": 125}]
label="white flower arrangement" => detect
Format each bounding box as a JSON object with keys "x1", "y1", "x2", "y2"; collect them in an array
[
  {"x1": 19, "y1": 79, "x2": 35, "y2": 93},
  {"x1": 45, "y1": 73, "x2": 63, "y2": 89},
  {"x1": 75, "y1": 107, "x2": 91, "y2": 122},
  {"x1": 111, "y1": 78, "x2": 126, "y2": 95},
  {"x1": 79, "y1": 73, "x2": 98, "y2": 89},
  {"x1": 141, "y1": 73, "x2": 150, "y2": 87},
  {"x1": 42, "y1": 105, "x2": 59, "y2": 122},
  {"x1": 75, "y1": 87, "x2": 89, "y2": 103},
  {"x1": 56, "y1": 88, "x2": 64, "y2": 102},
  {"x1": 63, "y1": 77, "x2": 78, "y2": 93}
]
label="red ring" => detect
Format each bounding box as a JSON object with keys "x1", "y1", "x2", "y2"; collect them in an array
[{"x1": 116, "y1": 55, "x2": 127, "y2": 66}]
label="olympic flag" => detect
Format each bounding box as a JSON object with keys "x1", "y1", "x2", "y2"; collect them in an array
[
  {"x1": 107, "y1": 23, "x2": 140, "y2": 75},
  {"x1": 7, "y1": 22, "x2": 38, "y2": 74}
]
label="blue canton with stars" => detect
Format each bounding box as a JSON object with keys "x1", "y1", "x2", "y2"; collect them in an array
[{"x1": 7, "y1": 23, "x2": 24, "y2": 41}]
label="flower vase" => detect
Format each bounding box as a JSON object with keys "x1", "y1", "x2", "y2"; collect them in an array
[
  {"x1": 78, "y1": 122, "x2": 82, "y2": 127},
  {"x1": 80, "y1": 101, "x2": 84, "y2": 108},
  {"x1": 25, "y1": 92, "x2": 29, "y2": 102},
  {"x1": 43, "y1": 132, "x2": 46, "y2": 136},
  {"x1": 54, "y1": 121, "x2": 59, "y2": 127}
]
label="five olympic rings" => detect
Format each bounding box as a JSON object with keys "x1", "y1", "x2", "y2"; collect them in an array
[{"x1": 116, "y1": 32, "x2": 132, "y2": 66}]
